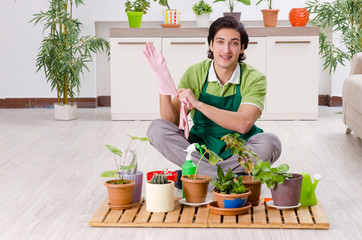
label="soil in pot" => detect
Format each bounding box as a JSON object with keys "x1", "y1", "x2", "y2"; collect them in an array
[
  {"x1": 181, "y1": 175, "x2": 210, "y2": 203},
  {"x1": 213, "y1": 190, "x2": 251, "y2": 208},
  {"x1": 242, "y1": 176, "x2": 261, "y2": 206},
  {"x1": 271, "y1": 173, "x2": 303, "y2": 206},
  {"x1": 104, "y1": 179, "x2": 135, "y2": 210}
]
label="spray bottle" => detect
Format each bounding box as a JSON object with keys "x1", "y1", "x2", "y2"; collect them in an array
[{"x1": 182, "y1": 144, "x2": 197, "y2": 198}]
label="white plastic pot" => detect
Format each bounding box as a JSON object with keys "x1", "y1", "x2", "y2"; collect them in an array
[
  {"x1": 54, "y1": 103, "x2": 76, "y2": 120},
  {"x1": 146, "y1": 180, "x2": 175, "y2": 212},
  {"x1": 196, "y1": 13, "x2": 210, "y2": 27}
]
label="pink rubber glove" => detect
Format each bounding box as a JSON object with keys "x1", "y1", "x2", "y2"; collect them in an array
[{"x1": 142, "y1": 42, "x2": 177, "y2": 96}]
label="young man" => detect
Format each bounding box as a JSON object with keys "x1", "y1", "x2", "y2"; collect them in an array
[{"x1": 144, "y1": 16, "x2": 281, "y2": 176}]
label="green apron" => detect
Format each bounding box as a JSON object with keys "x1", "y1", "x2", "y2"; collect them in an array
[{"x1": 188, "y1": 66, "x2": 263, "y2": 159}]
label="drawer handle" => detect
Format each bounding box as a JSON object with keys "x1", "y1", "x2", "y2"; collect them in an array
[
  {"x1": 275, "y1": 41, "x2": 311, "y2": 44},
  {"x1": 118, "y1": 42, "x2": 147, "y2": 45},
  {"x1": 249, "y1": 41, "x2": 258, "y2": 44},
  {"x1": 170, "y1": 42, "x2": 206, "y2": 45}
]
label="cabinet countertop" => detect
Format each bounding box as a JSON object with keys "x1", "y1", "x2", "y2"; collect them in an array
[{"x1": 108, "y1": 21, "x2": 319, "y2": 38}]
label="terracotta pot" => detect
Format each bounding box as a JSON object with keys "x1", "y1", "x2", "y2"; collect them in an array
[
  {"x1": 181, "y1": 175, "x2": 210, "y2": 203},
  {"x1": 123, "y1": 171, "x2": 143, "y2": 203},
  {"x1": 146, "y1": 180, "x2": 175, "y2": 212},
  {"x1": 223, "y1": 12, "x2": 241, "y2": 22},
  {"x1": 271, "y1": 173, "x2": 303, "y2": 206},
  {"x1": 289, "y1": 8, "x2": 309, "y2": 27},
  {"x1": 261, "y1": 9, "x2": 280, "y2": 27},
  {"x1": 213, "y1": 190, "x2": 251, "y2": 208},
  {"x1": 104, "y1": 179, "x2": 135, "y2": 210},
  {"x1": 242, "y1": 176, "x2": 261, "y2": 206}
]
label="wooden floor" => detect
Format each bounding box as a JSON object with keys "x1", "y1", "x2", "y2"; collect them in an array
[{"x1": 0, "y1": 107, "x2": 361, "y2": 239}]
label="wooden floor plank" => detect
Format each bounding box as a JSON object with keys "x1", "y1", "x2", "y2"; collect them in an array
[
  {"x1": 297, "y1": 207, "x2": 314, "y2": 226},
  {"x1": 133, "y1": 204, "x2": 151, "y2": 224},
  {"x1": 282, "y1": 209, "x2": 298, "y2": 226},
  {"x1": 208, "y1": 212, "x2": 221, "y2": 227},
  {"x1": 164, "y1": 200, "x2": 182, "y2": 224},
  {"x1": 311, "y1": 201, "x2": 330, "y2": 228},
  {"x1": 119, "y1": 201, "x2": 142, "y2": 223},
  {"x1": 267, "y1": 207, "x2": 283, "y2": 226},
  {"x1": 149, "y1": 212, "x2": 165, "y2": 224},
  {"x1": 253, "y1": 201, "x2": 267, "y2": 225},
  {"x1": 194, "y1": 206, "x2": 209, "y2": 226},
  {"x1": 178, "y1": 206, "x2": 195, "y2": 225},
  {"x1": 103, "y1": 209, "x2": 123, "y2": 223},
  {"x1": 88, "y1": 198, "x2": 110, "y2": 226},
  {"x1": 238, "y1": 211, "x2": 252, "y2": 226},
  {"x1": 223, "y1": 215, "x2": 237, "y2": 226}
]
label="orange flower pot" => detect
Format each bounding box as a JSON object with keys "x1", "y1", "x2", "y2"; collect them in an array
[
  {"x1": 261, "y1": 9, "x2": 279, "y2": 27},
  {"x1": 289, "y1": 8, "x2": 309, "y2": 27}
]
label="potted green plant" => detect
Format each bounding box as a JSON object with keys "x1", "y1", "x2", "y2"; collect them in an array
[
  {"x1": 251, "y1": 160, "x2": 303, "y2": 206},
  {"x1": 146, "y1": 173, "x2": 175, "y2": 212},
  {"x1": 31, "y1": 0, "x2": 109, "y2": 120},
  {"x1": 306, "y1": 0, "x2": 362, "y2": 74},
  {"x1": 180, "y1": 143, "x2": 223, "y2": 203},
  {"x1": 153, "y1": 0, "x2": 180, "y2": 27},
  {"x1": 210, "y1": 166, "x2": 251, "y2": 209},
  {"x1": 192, "y1": 0, "x2": 213, "y2": 27},
  {"x1": 256, "y1": 0, "x2": 279, "y2": 27},
  {"x1": 221, "y1": 133, "x2": 261, "y2": 206},
  {"x1": 213, "y1": 0, "x2": 251, "y2": 21},
  {"x1": 125, "y1": 0, "x2": 151, "y2": 28}
]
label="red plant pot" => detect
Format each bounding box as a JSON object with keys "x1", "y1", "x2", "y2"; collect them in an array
[
  {"x1": 147, "y1": 170, "x2": 177, "y2": 182},
  {"x1": 289, "y1": 8, "x2": 309, "y2": 27}
]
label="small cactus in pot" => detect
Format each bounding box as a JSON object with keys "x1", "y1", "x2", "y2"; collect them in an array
[
  {"x1": 146, "y1": 172, "x2": 175, "y2": 212},
  {"x1": 151, "y1": 173, "x2": 169, "y2": 184}
]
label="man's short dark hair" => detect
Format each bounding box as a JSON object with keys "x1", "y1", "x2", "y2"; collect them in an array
[{"x1": 207, "y1": 16, "x2": 249, "y2": 62}]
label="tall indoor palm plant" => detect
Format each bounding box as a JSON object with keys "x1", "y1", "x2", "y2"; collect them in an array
[{"x1": 31, "y1": 0, "x2": 109, "y2": 117}]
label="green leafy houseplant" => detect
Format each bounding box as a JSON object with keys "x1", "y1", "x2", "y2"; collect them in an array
[
  {"x1": 125, "y1": 0, "x2": 151, "y2": 13},
  {"x1": 213, "y1": 0, "x2": 251, "y2": 12},
  {"x1": 153, "y1": 0, "x2": 172, "y2": 10},
  {"x1": 251, "y1": 160, "x2": 293, "y2": 189},
  {"x1": 192, "y1": 0, "x2": 213, "y2": 16},
  {"x1": 191, "y1": 143, "x2": 223, "y2": 180},
  {"x1": 256, "y1": 0, "x2": 273, "y2": 9},
  {"x1": 306, "y1": 0, "x2": 362, "y2": 74},
  {"x1": 210, "y1": 165, "x2": 246, "y2": 194},
  {"x1": 31, "y1": 0, "x2": 110, "y2": 106},
  {"x1": 101, "y1": 135, "x2": 150, "y2": 184}
]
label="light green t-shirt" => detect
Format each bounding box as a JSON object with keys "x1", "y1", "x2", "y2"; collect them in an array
[{"x1": 178, "y1": 59, "x2": 266, "y2": 118}]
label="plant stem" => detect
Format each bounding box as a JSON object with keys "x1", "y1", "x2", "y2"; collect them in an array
[
  {"x1": 193, "y1": 150, "x2": 208, "y2": 180},
  {"x1": 121, "y1": 139, "x2": 134, "y2": 181},
  {"x1": 113, "y1": 154, "x2": 120, "y2": 179},
  {"x1": 70, "y1": 0, "x2": 74, "y2": 105}
]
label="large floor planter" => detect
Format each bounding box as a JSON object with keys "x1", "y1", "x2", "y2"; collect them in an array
[
  {"x1": 104, "y1": 179, "x2": 135, "y2": 210},
  {"x1": 261, "y1": 9, "x2": 280, "y2": 27},
  {"x1": 146, "y1": 180, "x2": 175, "y2": 212},
  {"x1": 271, "y1": 173, "x2": 303, "y2": 206},
  {"x1": 242, "y1": 176, "x2": 261, "y2": 206},
  {"x1": 213, "y1": 190, "x2": 251, "y2": 208},
  {"x1": 181, "y1": 175, "x2": 210, "y2": 203},
  {"x1": 54, "y1": 103, "x2": 76, "y2": 121},
  {"x1": 123, "y1": 171, "x2": 143, "y2": 203}
]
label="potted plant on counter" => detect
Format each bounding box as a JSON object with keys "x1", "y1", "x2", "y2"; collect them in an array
[
  {"x1": 180, "y1": 143, "x2": 223, "y2": 203},
  {"x1": 210, "y1": 166, "x2": 251, "y2": 209},
  {"x1": 146, "y1": 173, "x2": 175, "y2": 212},
  {"x1": 221, "y1": 133, "x2": 261, "y2": 206},
  {"x1": 125, "y1": 0, "x2": 151, "y2": 28},
  {"x1": 256, "y1": 0, "x2": 279, "y2": 27},
  {"x1": 213, "y1": 0, "x2": 251, "y2": 21},
  {"x1": 153, "y1": 0, "x2": 181, "y2": 27},
  {"x1": 252, "y1": 160, "x2": 303, "y2": 206},
  {"x1": 31, "y1": 0, "x2": 109, "y2": 120},
  {"x1": 192, "y1": 0, "x2": 213, "y2": 27}
]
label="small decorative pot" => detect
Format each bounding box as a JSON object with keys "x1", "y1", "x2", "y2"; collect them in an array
[
  {"x1": 289, "y1": 8, "x2": 309, "y2": 27},
  {"x1": 195, "y1": 13, "x2": 210, "y2": 27},
  {"x1": 123, "y1": 171, "x2": 143, "y2": 203},
  {"x1": 127, "y1": 12, "x2": 143, "y2": 28},
  {"x1": 146, "y1": 180, "x2": 175, "y2": 212},
  {"x1": 163, "y1": 9, "x2": 181, "y2": 25},
  {"x1": 104, "y1": 179, "x2": 135, "y2": 210},
  {"x1": 54, "y1": 103, "x2": 76, "y2": 121},
  {"x1": 261, "y1": 9, "x2": 280, "y2": 27},
  {"x1": 213, "y1": 190, "x2": 251, "y2": 208},
  {"x1": 146, "y1": 170, "x2": 177, "y2": 183},
  {"x1": 181, "y1": 175, "x2": 210, "y2": 203},
  {"x1": 242, "y1": 176, "x2": 261, "y2": 206},
  {"x1": 271, "y1": 173, "x2": 303, "y2": 206}
]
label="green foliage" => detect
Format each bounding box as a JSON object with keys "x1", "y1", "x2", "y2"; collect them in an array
[
  {"x1": 192, "y1": 0, "x2": 213, "y2": 16},
  {"x1": 251, "y1": 160, "x2": 293, "y2": 189},
  {"x1": 306, "y1": 0, "x2": 362, "y2": 74},
  {"x1": 210, "y1": 166, "x2": 246, "y2": 194},
  {"x1": 255, "y1": 0, "x2": 272, "y2": 9},
  {"x1": 125, "y1": 0, "x2": 151, "y2": 14},
  {"x1": 213, "y1": 0, "x2": 251, "y2": 13},
  {"x1": 151, "y1": 173, "x2": 168, "y2": 184},
  {"x1": 101, "y1": 135, "x2": 150, "y2": 182},
  {"x1": 193, "y1": 143, "x2": 223, "y2": 180},
  {"x1": 30, "y1": 0, "x2": 110, "y2": 105},
  {"x1": 221, "y1": 133, "x2": 258, "y2": 179},
  {"x1": 153, "y1": 0, "x2": 171, "y2": 10}
]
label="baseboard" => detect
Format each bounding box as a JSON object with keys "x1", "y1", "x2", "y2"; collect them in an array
[{"x1": 318, "y1": 95, "x2": 342, "y2": 107}]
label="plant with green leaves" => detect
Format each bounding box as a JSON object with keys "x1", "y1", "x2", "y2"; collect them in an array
[
  {"x1": 306, "y1": 0, "x2": 362, "y2": 74},
  {"x1": 213, "y1": 0, "x2": 251, "y2": 13},
  {"x1": 30, "y1": 0, "x2": 110, "y2": 106},
  {"x1": 255, "y1": 0, "x2": 273, "y2": 9},
  {"x1": 101, "y1": 135, "x2": 150, "y2": 184},
  {"x1": 153, "y1": 0, "x2": 172, "y2": 10},
  {"x1": 151, "y1": 173, "x2": 169, "y2": 184},
  {"x1": 210, "y1": 165, "x2": 246, "y2": 194},
  {"x1": 125, "y1": 0, "x2": 151, "y2": 13},
  {"x1": 192, "y1": 0, "x2": 213, "y2": 16},
  {"x1": 221, "y1": 133, "x2": 259, "y2": 180},
  {"x1": 251, "y1": 160, "x2": 293, "y2": 189}
]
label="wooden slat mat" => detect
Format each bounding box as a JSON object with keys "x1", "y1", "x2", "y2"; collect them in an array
[{"x1": 89, "y1": 198, "x2": 329, "y2": 229}]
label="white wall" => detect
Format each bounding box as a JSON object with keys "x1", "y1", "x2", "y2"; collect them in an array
[{"x1": 0, "y1": 0, "x2": 346, "y2": 98}]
